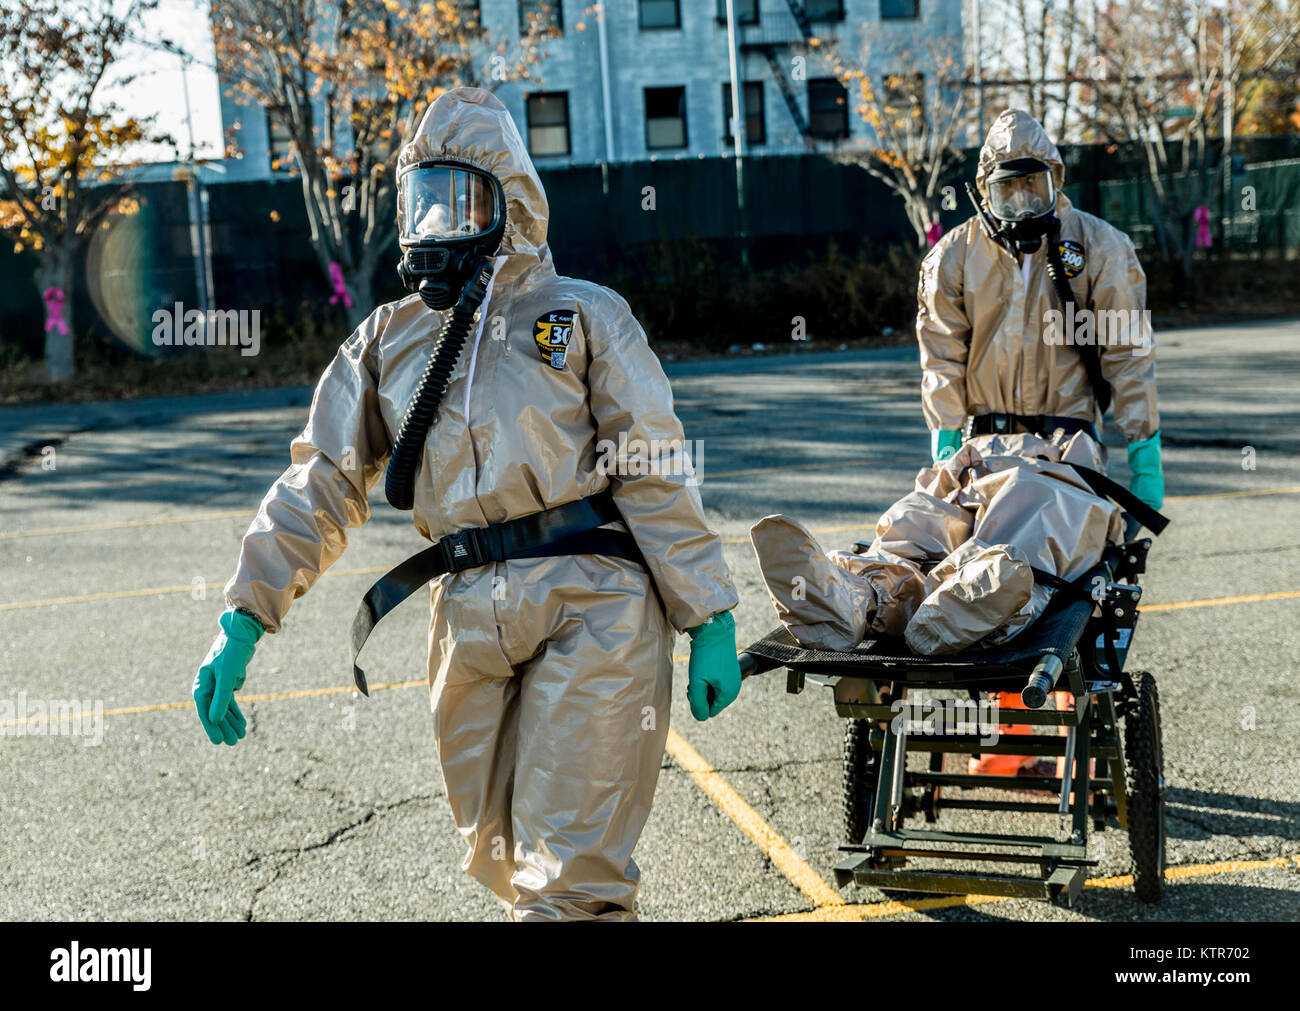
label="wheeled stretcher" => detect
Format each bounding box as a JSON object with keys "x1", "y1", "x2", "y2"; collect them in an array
[{"x1": 738, "y1": 523, "x2": 1166, "y2": 906}]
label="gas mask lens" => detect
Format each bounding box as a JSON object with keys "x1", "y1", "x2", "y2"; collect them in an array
[
  {"x1": 987, "y1": 170, "x2": 1056, "y2": 222},
  {"x1": 400, "y1": 165, "x2": 500, "y2": 243}
]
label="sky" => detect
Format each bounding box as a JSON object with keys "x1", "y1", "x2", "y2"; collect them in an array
[{"x1": 109, "y1": 0, "x2": 225, "y2": 163}]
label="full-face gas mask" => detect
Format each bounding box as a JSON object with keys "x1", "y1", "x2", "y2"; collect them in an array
[
  {"x1": 397, "y1": 159, "x2": 507, "y2": 310},
  {"x1": 984, "y1": 157, "x2": 1058, "y2": 253}
]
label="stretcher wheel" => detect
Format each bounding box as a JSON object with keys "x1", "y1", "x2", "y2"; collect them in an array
[
  {"x1": 842, "y1": 719, "x2": 877, "y2": 845},
  {"x1": 1124, "y1": 672, "x2": 1166, "y2": 903}
]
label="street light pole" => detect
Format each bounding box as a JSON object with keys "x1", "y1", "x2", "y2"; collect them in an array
[
  {"x1": 1222, "y1": 9, "x2": 1234, "y2": 247},
  {"x1": 973, "y1": 0, "x2": 985, "y2": 139},
  {"x1": 725, "y1": 0, "x2": 749, "y2": 269},
  {"x1": 174, "y1": 46, "x2": 213, "y2": 316}
]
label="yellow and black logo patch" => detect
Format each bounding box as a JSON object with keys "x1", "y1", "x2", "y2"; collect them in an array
[
  {"x1": 1057, "y1": 240, "x2": 1086, "y2": 278},
  {"x1": 534, "y1": 310, "x2": 575, "y2": 371}
]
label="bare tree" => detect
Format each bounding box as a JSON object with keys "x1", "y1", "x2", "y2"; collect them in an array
[
  {"x1": 0, "y1": 0, "x2": 166, "y2": 381},
  {"x1": 1082, "y1": 0, "x2": 1300, "y2": 279},
  {"x1": 829, "y1": 38, "x2": 972, "y2": 248},
  {"x1": 977, "y1": 0, "x2": 1090, "y2": 139},
  {"x1": 211, "y1": 0, "x2": 552, "y2": 328}
]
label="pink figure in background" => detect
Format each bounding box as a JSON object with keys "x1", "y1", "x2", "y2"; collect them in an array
[
  {"x1": 1194, "y1": 205, "x2": 1213, "y2": 249},
  {"x1": 328, "y1": 262, "x2": 354, "y2": 308},
  {"x1": 42, "y1": 287, "x2": 69, "y2": 336},
  {"x1": 925, "y1": 221, "x2": 944, "y2": 248}
]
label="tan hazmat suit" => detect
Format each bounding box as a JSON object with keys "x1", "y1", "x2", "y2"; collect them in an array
[
  {"x1": 749, "y1": 431, "x2": 1123, "y2": 657},
  {"x1": 224, "y1": 89, "x2": 738, "y2": 920},
  {"x1": 917, "y1": 110, "x2": 1159, "y2": 444}
]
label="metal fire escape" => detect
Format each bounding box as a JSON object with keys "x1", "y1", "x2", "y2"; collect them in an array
[{"x1": 733, "y1": 1, "x2": 836, "y2": 147}]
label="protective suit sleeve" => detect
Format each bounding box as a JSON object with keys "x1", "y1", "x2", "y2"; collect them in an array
[
  {"x1": 584, "y1": 289, "x2": 739, "y2": 632},
  {"x1": 916, "y1": 231, "x2": 972, "y2": 431},
  {"x1": 1090, "y1": 229, "x2": 1159, "y2": 442},
  {"x1": 224, "y1": 310, "x2": 393, "y2": 632}
]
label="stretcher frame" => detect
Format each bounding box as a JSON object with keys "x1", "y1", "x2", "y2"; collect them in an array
[{"x1": 738, "y1": 530, "x2": 1166, "y2": 906}]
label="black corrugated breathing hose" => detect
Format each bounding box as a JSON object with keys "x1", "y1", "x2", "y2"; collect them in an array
[
  {"x1": 1044, "y1": 236, "x2": 1113, "y2": 415},
  {"x1": 384, "y1": 257, "x2": 495, "y2": 511}
]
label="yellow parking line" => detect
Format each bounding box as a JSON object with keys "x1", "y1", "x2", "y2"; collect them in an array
[
  {"x1": 0, "y1": 677, "x2": 425, "y2": 730},
  {"x1": 2, "y1": 480, "x2": 1294, "y2": 540},
  {"x1": 0, "y1": 565, "x2": 392, "y2": 611},
  {"x1": 746, "y1": 853, "x2": 1299, "y2": 922},
  {"x1": 1, "y1": 663, "x2": 844, "y2": 913},
  {"x1": 664, "y1": 728, "x2": 845, "y2": 909},
  {"x1": 3, "y1": 530, "x2": 879, "y2": 610},
  {"x1": 7, "y1": 668, "x2": 1293, "y2": 923},
  {"x1": 1167, "y1": 485, "x2": 1300, "y2": 503},
  {"x1": 10, "y1": 572, "x2": 1295, "y2": 616},
  {"x1": 1141, "y1": 589, "x2": 1300, "y2": 612},
  {"x1": 0, "y1": 509, "x2": 253, "y2": 539}
]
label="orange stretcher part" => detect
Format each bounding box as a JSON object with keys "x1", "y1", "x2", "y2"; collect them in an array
[{"x1": 968, "y1": 690, "x2": 1072, "y2": 776}]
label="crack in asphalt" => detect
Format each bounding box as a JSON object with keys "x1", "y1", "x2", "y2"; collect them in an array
[{"x1": 240, "y1": 747, "x2": 436, "y2": 920}]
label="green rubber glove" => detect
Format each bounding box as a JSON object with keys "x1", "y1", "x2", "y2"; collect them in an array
[
  {"x1": 685, "y1": 610, "x2": 741, "y2": 722},
  {"x1": 1127, "y1": 430, "x2": 1165, "y2": 511},
  {"x1": 931, "y1": 429, "x2": 962, "y2": 463},
  {"x1": 193, "y1": 608, "x2": 263, "y2": 746}
]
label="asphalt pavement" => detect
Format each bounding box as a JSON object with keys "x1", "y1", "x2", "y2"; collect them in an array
[{"x1": 1, "y1": 317, "x2": 1298, "y2": 921}]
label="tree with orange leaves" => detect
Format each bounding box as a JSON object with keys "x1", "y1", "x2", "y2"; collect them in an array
[
  {"x1": 829, "y1": 37, "x2": 972, "y2": 249},
  {"x1": 0, "y1": 0, "x2": 166, "y2": 382},
  {"x1": 212, "y1": 0, "x2": 552, "y2": 328}
]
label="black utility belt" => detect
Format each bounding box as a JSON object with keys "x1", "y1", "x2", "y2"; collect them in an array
[
  {"x1": 965, "y1": 412, "x2": 1099, "y2": 442},
  {"x1": 349, "y1": 489, "x2": 643, "y2": 694}
]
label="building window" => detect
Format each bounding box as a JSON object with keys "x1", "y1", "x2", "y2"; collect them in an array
[
  {"x1": 722, "y1": 82, "x2": 765, "y2": 146},
  {"x1": 881, "y1": 0, "x2": 920, "y2": 19},
  {"x1": 882, "y1": 72, "x2": 925, "y2": 112},
  {"x1": 526, "y1": 92, "x2": 571, "y2": 156},
  {"x1": 806, "y1": 0, "x2": 846, "y2": 19},
  {"x1": 266, "y1": 112, "x2": 294, "y2": 171},
  {"x1": 639, "y1": 0, "x2": 680, "y2": 29},
  {"x1": 519, "y1": 0, "x2": 562, "y2": 35},
  {"x1": 456, "y1": 0, "x2": 483, "y2": 32},
  {"x1": 716, "y1": 0, "x2": 758, "y2": 25},
  {"x1": 645, "y1": 86, "x2": 687, "y2": 150},
  {"x1": 807, "y1": 78, "x2": 849, "y2": 140}
]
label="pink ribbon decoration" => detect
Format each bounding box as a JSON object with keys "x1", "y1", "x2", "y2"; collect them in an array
[
  {"x1": 42, "y1": 287, "x2": 69, "y2": 336},
  {"x1": 328, "y1": 261, "x2": 353, "y2": 308},
  {"x1": 925, "y1": 221, "x2": 944, "y2": 247},
  {"x1": 1194, "y1": 205, "x2": 1212, "y2": 249}
]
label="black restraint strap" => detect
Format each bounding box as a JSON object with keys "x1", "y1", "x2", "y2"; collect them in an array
[
  {"x1": 1064, "y1": 462, "x2": 1170, "y2": 535},
  {"x1": 349, "y1": 490, "x2": 643, "y2": 694},
  {"x1": 1029, "y1": 566, "x2": 1123, "y2": 680}
]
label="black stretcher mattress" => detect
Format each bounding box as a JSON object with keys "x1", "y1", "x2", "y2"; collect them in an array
[{"x1": 741, "y1": 589, "x2": 1096, "y2": 683}]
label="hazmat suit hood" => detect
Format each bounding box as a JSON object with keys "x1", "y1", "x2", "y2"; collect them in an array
[
  {"x1": 397, "y1": 87, "x2": 551, "y2": 278},
  {"x1": 975, "y1": 109, "x2": 1066, "y2": 200}
]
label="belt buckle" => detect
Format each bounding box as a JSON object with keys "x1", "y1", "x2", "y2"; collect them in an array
[
  {"x1": 992, "y1": 414, "x2": 1010, "y2": 434},
  {"x1": 439, "y1": 530, "x2": 483, "y2": 572}
]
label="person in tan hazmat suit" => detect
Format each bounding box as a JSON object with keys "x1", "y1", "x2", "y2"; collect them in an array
[
  {"x1": 191, "y1": 89, "x2": 742, "y2": 920},
  {"x1": 750, "y1": 111, "x2": 1164, "y2": 777},
  {"x1": 920, "y1": 108, "x2": 1164, "y2": 773},
  {"x1": 921, "y1": 108, "x2": 1163, "y2": 506}
]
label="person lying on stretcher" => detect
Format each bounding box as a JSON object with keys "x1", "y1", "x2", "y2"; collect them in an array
[{"x1": 749, "y1": 429, "x2": 1125, "y2": 778}]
